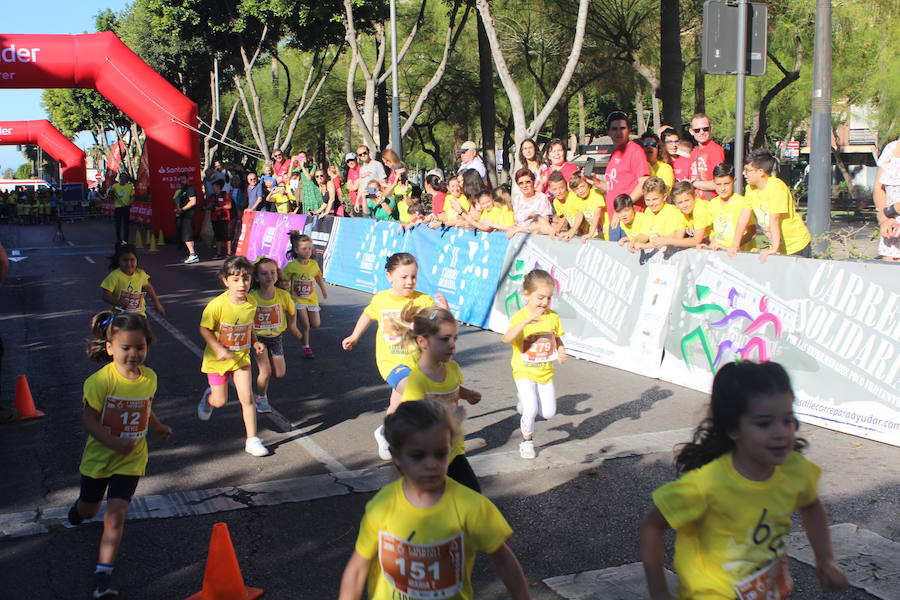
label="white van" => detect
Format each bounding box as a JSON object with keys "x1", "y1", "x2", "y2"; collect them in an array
[{"x1": 0, "y1": 179, "x2": 52, "y2": 193}]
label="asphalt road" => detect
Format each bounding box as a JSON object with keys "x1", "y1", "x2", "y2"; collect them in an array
[{"x1": 0, "y1": 220, "x2": 897, "y2": 599}]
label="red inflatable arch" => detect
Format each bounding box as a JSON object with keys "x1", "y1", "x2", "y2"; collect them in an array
[
  {"x1": 0, "y1": 32, "x2": 200, "y2": 236},
  {"x1": 0, "y1": 119, "x2": 87, "y2": 185}
]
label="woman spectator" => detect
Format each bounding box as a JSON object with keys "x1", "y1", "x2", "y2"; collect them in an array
[
  {"x1": 381, "y1": 148, "x2": 407, "y2": 187},
  {"x1": 344, "y1": 153, "x2": 362, "y2": 216},
  {"x1": 511, "y1": 168, "x2": 554, "y2": 234},
  {"x1": 327, "y1": 165, "x2": 345, "y2": 212},
  {"x1": 874, "y1": 138, "x2": 900, "y2": 261},
  {"x1": 313, "y1": 168, "x2": 341, "y2": 217},
  {"x1": 461, "y1": 169, "x2": 486, "y2": 205},
  {"x1": 542, "y1": 138, "x2": 578, "y2": 195},
  {"x1": 640, "y1": 132, "x2": 675, "y2": 191},
  {"x1": 660, "y1": 128, "x2": 680, "y2": 166},
  {"x1": 424, "y1": 173, "x2": 447, "y2": 220},
  {"x1": 517, "y1": 138, "x2": 549, "y2": 196}
]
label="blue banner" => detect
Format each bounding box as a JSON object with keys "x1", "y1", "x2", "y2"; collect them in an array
[{"x1": 324, "y1": 219, "x2": 511, "y2": 328}]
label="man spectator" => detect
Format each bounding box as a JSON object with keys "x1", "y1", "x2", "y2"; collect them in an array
[
  {"x1": 458, "y1": 140, "x2": 487, "y2": 180},
  {"x1": 110, "y1": 172, "x2": 135, "y2": 243},
  {"x1": 601, "y1": 111, "x2": 649, "y2": 238},
  {"x1": 688, "y1": 113, "x2": 726, "y2": 199},
  {"x1": 173, "y1": 174, "x2": 199, "y2": 264},
  {"x1": 272, "y1": 148, "x2": 291, "y2": 184},
  {"x1": 672, "y1": 138, "x2": 694, "y2": 182},
  {"x1": 246, "y1": 172, "x2": 268, "y2": 211},
  {"x1": 355, "y1": 145, "x2": 387, "y2": 216},
  {"x1": 344, "y1": 152, "x2": 362, "y2": 216}
]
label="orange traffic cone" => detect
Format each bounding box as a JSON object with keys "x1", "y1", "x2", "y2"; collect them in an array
[
  {"x1": 134, "y1": 229, "x2": 144, "y2": 249},
  {"x1": 148, "y1": 233, "x2": 158, "y2": 253},
  {"x1": 14, "y1": 375, "x2": 45, "y2": 420},
  {"x1": 157, "y1": 230, "x2": 166, "y2": 246},
  {"x1": 186, "y1": 523, "x2": 263, "y2": 600}
]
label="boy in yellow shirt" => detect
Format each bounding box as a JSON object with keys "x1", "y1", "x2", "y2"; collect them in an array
[
  {"x1": 743, "y1": 149, "x2": 811, "y2": 262},
  {"x1": 707, "y1": 162, "x2": 755, "y2": 257},
  {"x1": 628, "y1": 177, "x2": 684, "y2": 252},
  {"x1": 652, "y1": 181, "x2": 711, "y2": 248},
  {"x1": 613, "y1": 195, "x2": 649, "y2": 247},
  {"x1": 548, "y1": 171, "x2": 583, "y2": 238}
]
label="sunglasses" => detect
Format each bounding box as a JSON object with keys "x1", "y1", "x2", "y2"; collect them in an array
[
  {"x1": 692, "y1": 126, "x2": 711, "y2": 133},
  {"x1": 315, "y1": 174, "x2": 325, "y2": 178},
  {"x1": 516, "y1": 179, "x2": 534, "y2": 185},
  {"x1": 358, "y1": 151, "x2": 369, "y2": 156},
  {"x1": 643, "y1": 141, "x2": 658, "y2": 148}
]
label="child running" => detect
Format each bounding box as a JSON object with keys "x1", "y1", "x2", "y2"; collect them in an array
[
  {"x1": 640, "y1": 361, "x2": 848, "y2": 599},
  {"x1": 342, "y1": 252, "x2": 448, "y2": 460},
  {"x1": 282, "y1": 231, "x2": 328, "y2": 359},
  {"x1": 249, "y1": 257, "x2": 301, "y2": 413},
  {"x1": 68, "y1": 312, "x2": 172, "y2": 599},
  {"x1": 197, "y1": 256, "x2": 269, "y2": 457},
  {"x1": 100, "y1": 243, "x2": 165, "y2": 316},
  {"x1": 338, "y1": 400, "x2": 532, "y2": 600},
  {"x1": 502, "y1": 269, "x2": 567, "y2": 459},
  {"x1": 400, "y1": 305, "x2": 483, "y2": 491}
]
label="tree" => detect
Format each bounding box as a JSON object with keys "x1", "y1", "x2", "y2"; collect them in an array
[
  {"x1": 15, "y1": 164, "x2": 33, "y2": 179},
  {"x1": 475, "y1": 0, "x2": 590, "y2": 166}
]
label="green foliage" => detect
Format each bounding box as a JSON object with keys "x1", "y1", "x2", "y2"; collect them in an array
[
  {"x1": 41, "y1": 89, "x2": 126, "y2": 138},
  {"x1": 15, "y1": 164, "x2": 33, "y2": 179}
]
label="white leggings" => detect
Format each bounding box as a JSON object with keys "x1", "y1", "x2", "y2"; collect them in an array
[{"x1": 515, "y1": 379, "x2": 557, "y2": 437}]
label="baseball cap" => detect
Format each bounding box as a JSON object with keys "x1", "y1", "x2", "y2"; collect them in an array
[
  {"x1": 365, "y1": 186, "x2": 378, "y2": 198},
  {"x1": 345, "y1": 152, "x2": 357, "y2": 161},
  {"x1": 459, "y1": 141, "x2": 477, "y2": 153}
]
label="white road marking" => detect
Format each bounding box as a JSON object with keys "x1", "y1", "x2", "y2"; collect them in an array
[
  {"x1": 146, "y1": 312, "x2": 347, "y2": 473},
  {"x1": 67, "y1": 241, "x2": 74, "y2": 246},
  {"x1": 84, "y1": 256, "x2": 95, "y2": 264}
]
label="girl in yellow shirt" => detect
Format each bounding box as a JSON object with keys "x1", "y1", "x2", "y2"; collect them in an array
[
  {"x1": 502, "y1": 269, "x2": 567, "y2": 460},
  {"x1": 461, "y1": 190, "x2": 516, "y2": 233},
  {"x1": 440, "y1": 176, "x2": 471, "y2": 227},
  {"x1": 67, "y1": 312, "x2": 171, "y2": 599},
  {"x1": 338, "y1": 400, "x2": 531, "y2": 600},
  {"x1": 342, "y1": 252, "x2": 449, "y2": 460},
  {"x1": 249, "y1": 258, "x2": 301, "y2": 414},
  {"x1": 100, "y1": 243, "x2": 165, "y2": 316},
  {"x1": 400, "y1": 305, "x2": 483, "y2": 491},
  {"x1": 282, "y1": 232, "x2": 328, "y2": 358},
  {"x1": 641, "y1": 361, "x2": 848, "y2": 599}
]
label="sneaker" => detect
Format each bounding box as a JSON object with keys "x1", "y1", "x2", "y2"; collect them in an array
[
  {"x1": 93, "y1": 572, "x2": 119, "y2": 599},
  {"x1": 519, "y1": 440, "x2": 536, "y2": 459},
  {"x1": 244, "y1": 436, "x2": 269, "y2": 457},
  {"x1": 183, "y1": 254, "x2": 199, "y2": 264},
  {"x1": 374, "y1": 425, "x2": 392, "y2": 461},
  {"x1": 67, "y1": 503, "x2": 84, "y2": 526},
  {"x1": 304, "y1": 346, "x2": 315, "y2": 359},
  {"x1": 254, "y1": 394, "x2": 272, "y2": 414},
  {"x1": 197, "y1": 388, "x2": 214, "y2": 421}
]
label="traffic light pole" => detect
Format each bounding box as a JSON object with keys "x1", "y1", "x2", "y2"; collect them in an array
[
  {"x1": 733, "y1": 0, "x2": 748, "y2": 193},
  {"x1": 807, "y1": 0, "x2": 832, "y2": 237}
]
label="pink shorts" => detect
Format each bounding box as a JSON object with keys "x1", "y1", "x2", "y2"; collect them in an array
[{"x1": 207, "y1": 372, "x2": 232, "y2": 386}]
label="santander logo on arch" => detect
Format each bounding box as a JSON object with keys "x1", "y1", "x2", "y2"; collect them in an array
[{"x1": 0, "y1": 45, "x2": 41, "y2": 63}]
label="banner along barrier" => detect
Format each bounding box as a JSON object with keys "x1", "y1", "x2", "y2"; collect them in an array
[
  {"x1": 235, "y1": 211, "x2": 308, "y2": 267},
  {"x1": 324, "y1": 219, "x2": 510, "y2": 328},
  {"x1": 314, "y1": 216, "x2": 898, "y2": 447}
]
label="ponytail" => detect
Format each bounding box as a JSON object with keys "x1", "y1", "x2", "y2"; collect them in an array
[{"x1": 86, "y1": 311, "x2": 155, "y2": 364}]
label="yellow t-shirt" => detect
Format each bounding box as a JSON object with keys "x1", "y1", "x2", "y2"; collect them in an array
[
  {"x1": 653, "y1": 452, "x2": 820, "y2": 600},
  {"x1": 479, "y1": 204, "x2": 514, "y2": 228},
  {"x1": 200, "y1": 291, "x2": 257, "y2": 374},
  {"x1": 363, "y1": 290, "x2": 437, "y2": 380},
  {"x1": 249, "y1": 287, "x2": 295, "y2": 338},
  {"x1": 577, "y1": 189, "x2": 607, "y2": 238},
  {"x1": 638, "y1": 203, "x2": 683, "y2": 238},
  {"x1": 553, "y1": 193, "x2": 583, "y2": 227},
  {"x1": 619, "y1": 211, "x2": 649, "y2": 240},
  {"x1": 271, "y1": 192, "x2": 293, "y2": 214},
  {"x1": 709, "y1": 194, "x2": 755, "y2": 251},
  {"x1": 111, "y1": 182, "x2": 135, "y2": 208},
  {"x1": 443, "y1": 194, "x2": 470, "y2": 222},
  {"x1": 397, "y1": 201, "x2": 412, "y2": 223},
  {"x1": 508, "y1": 307, "x2": 564, "y2": 384},
  {"x1": 355, "y1": 477, "x2": 513, "y2": 600},
  {"x1": 100, "y1": 268, "x2": 151, "y2": 315},
  {"x1": 80, "y1": 363, "x2": 157, "y2": 478},
  {"x1": 650, "y1": 160, "x2": 676, "y2": 191},
  {"x1": 402, "y1": 360, "x2": 466, "y2": 460},
  {"x1": 746, "y1": 177, "x2": 811, "y2": 255},
  {"x1": 677, "y1": 198, "x2": 712, "y2": 238},
  {"x1": 283, "y1": 259, "x2": 323, "y2": 306}
]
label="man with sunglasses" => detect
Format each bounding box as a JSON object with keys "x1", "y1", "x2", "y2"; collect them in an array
[
  {"x1": 354, "y1": 145, "x2": 387, "y2": 217},
  {"x1": 272, "y1": 148, "x2": 291, "y2": 185},
  {"x1": 688, "y1": 113, "x2": 725, "y2": 200}
]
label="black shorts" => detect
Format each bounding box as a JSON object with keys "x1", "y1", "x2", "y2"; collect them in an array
[
  {"x1": 79, "y1": 474, "x2": 141, "y2": 503},
  {"x1": 178, "y1": 211, "x2": 195, "y2": 242},
  {"x1": 212, "y1": 220, "x2": 229, "y2": 242},
  {"x1": 447, "y1": 455, "x2": 480, "y2": 493},
  {"x1": 257, "y1": 333, "x2": 284, "y2": 357},
  {"x1": 793, "y1": 243, "x2": 813, "y2": 258}
]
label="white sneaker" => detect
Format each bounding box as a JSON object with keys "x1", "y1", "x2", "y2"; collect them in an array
[
  {"x1": 374, "y1": 425, "x2": 392, "y2": 460},
  {"x1": 254, "y1": 394, "x2": 272, "y2": 413},
  {"x1": 519, "y1": 440, "x2": 536, "y2": 459},
  {"x1": 197, "y1": 388, "x2": 213, "y2": 421},
  {"x1": 245, "y1": 436, "x2": 269, "y2": 457},
  {"x1": 183, "y1": 254, "x2": 199, "y2": 264}
]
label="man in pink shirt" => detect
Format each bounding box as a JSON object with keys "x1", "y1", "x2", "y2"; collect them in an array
[
  {"x1": 688, "y1": 113, "x2": 726, "y2": 200},
  {"x1": 272, "y1": 148, "x2": 291, "y2": 184},
  {"x1": 600, "y1": 111, "x2": 649, "y2": 239}
]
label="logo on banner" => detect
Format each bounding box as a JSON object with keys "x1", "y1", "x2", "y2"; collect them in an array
[{"x1": 502, "y1": 258, "x2": 562, "y2": 316}]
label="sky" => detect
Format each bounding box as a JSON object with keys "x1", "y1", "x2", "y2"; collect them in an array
[{"x1": 0, "y1": 0, "x2": 130, "y2": 175}]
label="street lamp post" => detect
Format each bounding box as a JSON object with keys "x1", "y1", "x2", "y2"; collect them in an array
[
  {"x1": 389, "y1": 0, "x2": 403, "y2": 159},
  {"x1": 807, "y1": 0, "x2": 832, "y2": 238}
]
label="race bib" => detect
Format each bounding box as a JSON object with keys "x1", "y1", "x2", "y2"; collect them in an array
[
  {"x1": 254, "y1": 305, "x2": 283, "y2": 331},
  {"x1": 426, "y1": 388, "x2": 460, "y2": 406},
  {"x1": 381, "y1": 309, "x2": 404, "y2": 344},
  {"x1": 379, "y1": 532, "x2": 464, "y2": 599},
  {"x1": 218, "y1": 322, "x2": 252, "y2": 351},
  {"x1": 522, "y1": 332, "x2": 557, "y2": 364},
  {"x1": 101, "y1": 395, "x2": 151, "y2": 439},
  {"x1": 734, "y1": 554, "x2": 792, "y2": 600},
  {"x1": 292, "y1": 278, "x2": 314, "y2": 299},
  {"x1": 119, "y1": 290, "x2": 144, "y2": 312}
]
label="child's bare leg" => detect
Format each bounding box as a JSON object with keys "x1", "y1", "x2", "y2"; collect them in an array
[
  {"x1": 233, "y1": 367, "x2": 257, "y2": 439},
  {"x1": 271, "y1": 355, "x2": 286, "y2": 378},
  {"x1": 256, "y1": 348, "x2": 272, "y2": 396},
  {"x1": 298, "y1": 308, "x2": 311, "y2": 346},
  {"x1": 386, "y1": 378, "x2": 408, "y2": 415},
  {"x1": 308, "y1": 310, "x2": 321, "y2": 329},
  {"x1": 98, "y1": 499, "x2": 129, "y2": 565},
  {"x1": 208, "y1": 383, "x2": 228, "y2": 408}
]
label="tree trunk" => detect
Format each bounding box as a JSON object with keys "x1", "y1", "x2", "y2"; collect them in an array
[
  {"x1": 377, "y1": 79, "x2": 390, "y2": 152},
  {"x1": 750, "y1": 38, "x2": 803, "y2": 151},
  {"x1": 553, "y1": 97, "x2": 570, "y2": 142},
  {"x1": 635, "y1": 88, "x2": 646, "y2": 135},
  {"x1": 694, "y1": 34, "x2": 705, "y2": 115},
  {"x1": 578, "y1": 91, "x2": 586, "y2": 145},
  {"x1": 477, "y1": 12, "x2": 497, "y2": 186},
  {"x1": 659, "y1": 0, "x2": 683, "y2": 128}
]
